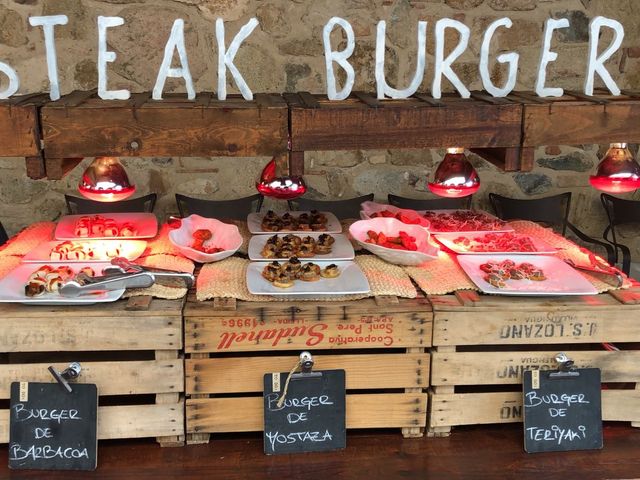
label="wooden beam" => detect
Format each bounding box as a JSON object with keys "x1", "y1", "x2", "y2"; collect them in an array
[
  {"x1": 470, "y1": 147, "x2": 522, "y2": 172},
  {"x1": 25, "y1": 155, "x2": 46, "y2": 179},
  {"x1": 44, "y1": 157, "x2": 83, "y2": 180},
  {"x1": 289, "y1": 151, "x2": 305, "y2": 176}
]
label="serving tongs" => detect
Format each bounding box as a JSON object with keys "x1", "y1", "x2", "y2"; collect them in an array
[
  {"x1": 564, "y1": 258, "x2": 624, "y2": 288},
  {"x1": 109, "y1": 257, "x2": 194, "y2": 289},
  {"x1": 58, "y1": 258, "x2": 194, "y2": 298}
]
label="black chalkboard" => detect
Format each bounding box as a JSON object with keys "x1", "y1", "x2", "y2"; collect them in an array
[
  {"x1": 9, "y1": 382, "x2": 98, "y2": 471},
  {"x1": 263, "y1": 369, "x2": 345, "y2": 455},
  {"x1": 523, "y1": 368, "x2": 602, "y2": 453}
]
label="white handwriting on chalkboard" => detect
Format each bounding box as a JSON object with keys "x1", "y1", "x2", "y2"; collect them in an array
[
  {"x1": 524, "y1": 392, "x2": 589, "y2": 408},
  {"x1": 266, "y1": 393, "x2": 334, "y2": 412},
  {"x1": 265, "y1": 430, "x2": 333, "y2": 451},
  {"x1": 526, "y1": 425, "x2": 587, "y2": 445},
  {"x1": 9, "y1": 444, "x2": 89, "y2": 461},
  {"x1": 12, "y1": 404, "x2": 82, "y2": 423}
]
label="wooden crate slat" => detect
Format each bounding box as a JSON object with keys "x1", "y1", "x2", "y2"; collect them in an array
[
  {"x1": 186, "y1": 353, "x2": 429, "y2": 394},
  {"x1": 0, "y1": 403, "x2": 183, "y2": 443},
  {"x1": 0, "y1": 359, "x2": 182, "y2": 398},
  {"x1": 523, "y1": 102, "x2": 640, "y2": 145},
  {"x1": 0, "y1": 298, "x2": 183, "y2": 317},
  {"x1": 431, "y1": 350, "x2": 640, "y2": 386},
  {"x1": 433, "y1": 309, "x2": 640, "y2": 346},
  {"x1": 187, "y1": 393, "x2": 427, "y2": 433},
  {"x1": 289, "y1": 96, "x2": 522, "y2": 150},
  {"x1": 0, "y1": 102, "x2": 39, "y2": 157},
  {"x1": 0, "y1": 317, "x2": 181, "y2": 352},
  {"x1": 429, "y1": 390, "x2": 640, "y2": 428},
  {"x1": 41, "y1": 93, "x2": 288, "y2": 157},
  {"x1": 185, "y1": 311, "x2": 431, "y2": 353}
]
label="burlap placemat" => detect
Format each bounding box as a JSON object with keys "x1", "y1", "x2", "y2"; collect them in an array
[
  {"x1": 230, "y1": 220, "x2": 251, "y2": 255},
  {"x1": 196, "y1": 254, "x2": 415, "y2": 302},
  {"x1": 124, "y1": 254, "x2": 195, "y2": 300},
  {"x1": 404, "y1": 251, "x2": 477, "y2": 295},
  {"x1": 142, "y1": 224, "x2": 181, "y2": 257},
  {"x1": 510, "y1": 221, "x2": 632, "y2": 293},
  {"x1": 354, "y1": 254, "x2": 416, "y2": 298},
  {"x1": 0, "y1": 222, "x2": 56, "y2": 256}
]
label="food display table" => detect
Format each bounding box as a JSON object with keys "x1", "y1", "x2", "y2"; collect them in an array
[
  {"x1": 0, "y1": 296, "x2": 185, "y2": 447},
  {"x1": 428, "y1": 289, "x2": 640, "y2": 436},
  {"x1": 184, "y1": 293, "x2": 432, "y2": 443}
]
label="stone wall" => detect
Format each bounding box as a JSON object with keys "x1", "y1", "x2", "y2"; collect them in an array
[{"x1": 0, "y1": 0, "x2": 639, "y2": 267}]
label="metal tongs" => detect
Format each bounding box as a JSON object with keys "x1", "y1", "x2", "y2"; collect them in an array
[
  {"x1": 564, "y1": 258, "x2": 624, "y2": 288},
  {"x1": 58, "y1": 257, "x2": 194, "y2": 297}
]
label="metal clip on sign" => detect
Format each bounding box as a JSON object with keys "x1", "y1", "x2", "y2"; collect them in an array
[
  {"x1": 550, "y1": 352, "x2": 580, "y2": 379},
  {"x1": 292, "y1": 351, "x2": 322, "y2": 379},
  {"x1": 48, "y1": 362, "x2": 82, "y2": 394}
]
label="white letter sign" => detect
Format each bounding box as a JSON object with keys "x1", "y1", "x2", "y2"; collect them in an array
[
  {"x1": 535, "y1": 18, "x2": 569, "y2": 97},
  {"x1": 432, "y1": 19, "x2": 470, "y2": 99},
  {"x1": 585, "y1": 16, "x2": 624, "y2": 96},
  {"x1": 28, "y1": 15, "x2": 68, "y2": 101},
  {"x1": 216, "y1": 17, "x2": 258, "y2": 101},
  {"x1": 97, "y1": 16, "x2": 130, "y2": 100},
  {"x1": 0, "y1": 62, "x2": 19, "y2": 99},
  {"x1": 323, "y1": 17, "x2": 355, "y2": 101},
  {"x1": 376, "y1": 20, "x2": 427, "y2": 99},
  {"x1": 153, "y1": 19, "x2": 195, "y2": 100},
  {"x1": 479, "y1": 17, "x2": 519, "y2": 97}
]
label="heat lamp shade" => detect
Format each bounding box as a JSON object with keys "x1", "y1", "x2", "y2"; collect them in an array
[
  {"x1": 256, "y1": 157, "x2": 307, "y2": 200},
  {"x1": 78, "y1": 157, "x2": 136, "y2": 202},
  {"x1": 589, "y1": 143, "x2": 640, "y2": 193},
  {"x1": 428, "y1": 148, "x2": 480, "y2": 198}
]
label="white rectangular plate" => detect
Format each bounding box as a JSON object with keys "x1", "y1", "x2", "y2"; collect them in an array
[
  {"x1": 247, "y1": 211, "x2": 342, "y2": 234},
  {"x1": 22, "y1": 240, "x2": 147, "y2": 263},
  {"x1": 55, "y1": 212, "x2": 158, "y2": 240},
  {"x1": 457, "y1": 254, "x2": 598, "y2": 296},
  {"x1": 246, "y1": 260, "x2": 370, "y2": 297},
  {"x1": 0, "y1": 262, "x2": 126, "y2": 305},
  {"x1": 434, "y1": 232, "x2": 557, "y2": 255},
  {"x1": 248, "y1": 233, "x2": 355, "y2": 261}
]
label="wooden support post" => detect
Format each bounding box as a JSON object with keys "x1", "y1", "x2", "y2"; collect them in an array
[
  {"x1": 25, "y1": 155, "x2": 46, "y2": 180},
  {"x1": 155, "y1": 350, "x2": 185, "y2": 447},
  {"x1": 44, "y1": 157, "x2": 83, "y2": 180},
  {"x1": 427, "y1": 346, "x2": 455, "y2": 438},
  {"x1": 402, "y1": 346, "x2": 426, "y2": 438},
  {"x1": 470, "y1": 147, "x2": 523, "y2": 172},
  {"x1": 289, "y1": 151, "x2": 305, "y2": 176},
  {"x1": 186, "y1": 352, "x2": 211, "y2": 445},
  {"x1": 633, "y1": 382, "x2": 640, "y2": 428}
]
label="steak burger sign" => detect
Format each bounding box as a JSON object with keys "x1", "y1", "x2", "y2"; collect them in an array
[{"x1": 0, "y1": 14, "x2": 626, "y2": 101}]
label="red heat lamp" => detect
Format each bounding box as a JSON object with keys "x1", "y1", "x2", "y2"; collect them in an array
[
  {"x1": 78, "y1": 156, "x2": 136, "y2": 202},
  {"x1": 256, "y1": 157, "x2": 307, "y2": 200},
  {"x1": 428, "y1": 147, "x2": 480, "y2": 198},
  {"x1": 589, "y1": 143, "x2": 640, "y2": 194}
]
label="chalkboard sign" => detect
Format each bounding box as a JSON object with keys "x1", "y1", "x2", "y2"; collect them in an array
[
  {"x1": 9, "y1": 382, "x2": 98, "y2": 471},
  {"x1": 523, "y1": 368, "x2": 602, "y2": 453},
  {"x1": 263, "y1": 369, "x2": 345, "y2": 455}
]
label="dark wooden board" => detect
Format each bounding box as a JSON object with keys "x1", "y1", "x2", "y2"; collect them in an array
[
  {"x1": 9, "y1": 382, "x2": 98, "y2": 471},
  {"x1": 41, "y1": 92, "x2": 288, "y2": 158}
]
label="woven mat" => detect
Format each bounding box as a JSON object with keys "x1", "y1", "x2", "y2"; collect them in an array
[
  {"x1": 230, "y1": 220, "x2": 251, "y2": 255},
  {"x1": 196, "y1": 254, "x2": 416, "y2": 302},
  {"x1": 405, "y1": 220, "x2": 631, "y2": 296},
  {"x1": 124, "y1": 254, "x2": 195, "y2": 300},
  {"x1": 142, "y1": 224, "x2": 182, "y2": 257},
  {"x1": 0, "y1": 222, "x2": 55, "y2": 256}
]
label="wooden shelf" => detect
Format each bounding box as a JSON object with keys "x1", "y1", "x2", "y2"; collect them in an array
[
  {"x1": 2, "y1": 89, "x2": 640, "y2": 179},
  {"x1": 40, "y1": 91, "x2": 288, "y2": 159}
]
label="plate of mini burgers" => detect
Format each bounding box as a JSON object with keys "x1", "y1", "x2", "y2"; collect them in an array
[
  {"x1": 248, "y1": 233, "x2": 355, "y2": 261},
  {"x1": 246, "y1": 259, "x2": 370, "y2": 296}
]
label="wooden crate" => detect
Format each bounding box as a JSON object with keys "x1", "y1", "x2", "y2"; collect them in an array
[
  {"x1": 184, "y1": 295, "x2": 432, "y2": 443},
  {"x1": 0, "y1": 296, "x2": 185, "y2": 446},
  {"x1": 428, "y1": 289, "x2": 640, "y2": 436},
  {"x1": 41, "y1": 91, "x2": 288, "y2": 159}
]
